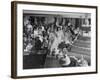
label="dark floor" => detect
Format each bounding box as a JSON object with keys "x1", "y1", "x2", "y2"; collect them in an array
[
  {"x1": 23, "y1": 54, "x2": 47, "y2": 69},
  {"x1": 44, "y1": 56, "x2": 61, "y2": 68}
]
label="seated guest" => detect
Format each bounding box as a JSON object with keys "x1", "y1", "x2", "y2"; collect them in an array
[
  {"x1": 59, "y1": 48, "x2": 71, "y2": 66},
  {"x1": 26, "y1": 24, "x2": 33, "y2": 33},
  {"x1": 24, "y1": 16, "x2": 30, "y2": 27},
  {"x1": 33, "y1": 28, "x2": 39, "y2": 38},
  {"x1": 24, "y1": 43, "x2": 33, "y2": 53},
  {"x1": 35, "y1": 37, "x2": 42, "y2": 50},
  {"x1": 38, "y1": 27, "x2": 43, "y2": 35},
  {"x1": 68, "y1": 56, "x2": 79, "y2": 67},
  {"x1": 42, "y1": 36, "x2": 48, "y2": 50},
  {"x1": 41, "y1": 25, "x2": 45, "y2": 32},
  {"x1": 33, "y1": 27, "x2": 43, "y2": 42},
  {"x1": 56, "y1": 49, "x2": 64, "y2": 60},
  {"x1": 77, "y1": 55, "x2": 89, "y2": 67}
]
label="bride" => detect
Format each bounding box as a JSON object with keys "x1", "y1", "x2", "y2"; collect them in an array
[{"x1": 49, "y1": 27, "x2": 64, "y2": 56}]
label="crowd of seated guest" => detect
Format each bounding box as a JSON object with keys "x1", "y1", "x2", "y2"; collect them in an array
[{"x1": 23, "y1": 16, "x2": 80, "y2": 55}]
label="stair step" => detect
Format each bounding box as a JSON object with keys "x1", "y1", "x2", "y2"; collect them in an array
[
  {"x1": 78, "y1": 35, "x2": 90, "y2": 41},
  {"x1": 73, "y1": 41, "x2": 90, "y2": 48},
  {"x1": 75, "y1": 40, "x2": 90, "y2": 44},
  {"x1": 70, "y1": 46, "x2": 90, "y2": 56}
]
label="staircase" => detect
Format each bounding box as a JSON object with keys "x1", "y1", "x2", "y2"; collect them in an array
[
  {"x1": 67, "y1": 35, "x2": 91, "y2": 65},
  {"x1": 44, "y1": 35, "x2": 91, "y2": 68}
]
